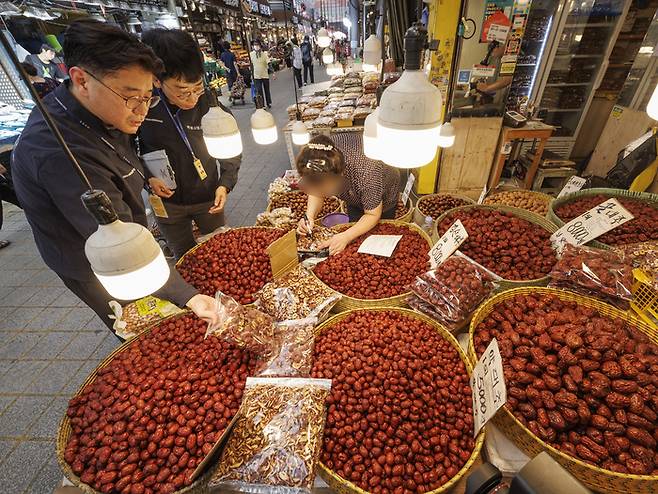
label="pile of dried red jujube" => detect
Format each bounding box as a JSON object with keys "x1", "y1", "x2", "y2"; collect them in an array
[
  {"x1": 418, "y1": 195, "x2": 471, "y2": 220},
  {"x1": 436, "y1": 209, "x2": 557, "y2": 280},
  {"x1": 312, "y1": 310, "x2": 476, "y2": 493},
  {"x1": 270, "y1": 191, "x2": 341, "y2": 221},
  {"x1": 313, "y1": 224, "x2": 429, "y2": 299},
  {"x1": 177, "y1": 227, "x2": 285, "y2": 304},
  {"x1": 554, "y1": 195, "x2": 658, "y2": 246},
  {"x1": 64, "y1": 314, "x2": 259, "y2": 494},
  {"x1": 473, "y1": 293, "x2": 658, "y2": 475}
]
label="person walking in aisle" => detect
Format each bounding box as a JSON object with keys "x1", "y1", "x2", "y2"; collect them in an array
[
  {"x1": 139, "y1": 28, "x2": 241, "y2": 260},
  {"x1": 291, "y1": 38, "x2": 303, "y2": 89},
  {"x1": 219, "y1": 41, "x2": 239, "y2": 89},
  {"x1": 11, "y1": 19, "x2": 218, "y2": 332},
  {"x1": 250, "y1": 39, "x2": 272, "y2": 108},
  {"x1": 301, "y1": 35, "x2": 314, "y2": 85}
]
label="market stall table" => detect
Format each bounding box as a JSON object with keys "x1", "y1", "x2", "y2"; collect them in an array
[{"x1": 488, "y1": 121, "x2": 554, "y2": 190}]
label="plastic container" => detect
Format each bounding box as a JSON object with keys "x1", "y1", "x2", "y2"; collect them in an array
[{"x1": 321, "y1": 213, "x2": 349, "y2": 228}]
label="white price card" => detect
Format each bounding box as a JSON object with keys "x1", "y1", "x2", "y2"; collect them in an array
[
  {"x1": 557, "y1": 176, "x2": 586, "y2": 199},
  {"x1": 429, "y1": 220, "x2": 468, "y2": 268},
  {"x1": 402, "y1": 173, "x2": 416, "y2": 205},
  {"x1": 471, "y1": 338, "x2": 507, "y2": 437},
  {"x1": 487, "y1": 23, "x2": 511, "y2": 43},
  {"x1": 550, "y1": 198, "x2": 634, "y2": 251},
  {"x1": 471, "y1": 65, "x2": 496, "y2": 78},
  {"x1": 358, "y1": 235, "x2": 403, "y2": 257},
  {"x1": 477, "y1": 185, "x2": 488, "y2": 204}
]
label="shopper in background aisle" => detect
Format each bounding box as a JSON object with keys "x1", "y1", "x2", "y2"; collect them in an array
[
  {"x1": 139, "y1": 28, "x2": 241, "y2": 260},
  {"x1": 219, "y1": 41, "x2": 239, "y2": 89},
  {"x1": 20, "y1": 62, "x2": 59, "y2": 98},
  {"x1": 250, "y1": 39, "x2": 272, "y2": 108},
  {"x1": 24, "y1": 43, "x2": 67, "y2": 80},
  {"x1": 0, "y1": 161, "x2": 20, "y2": 250},
  {"x1": 301, "y1": 35, "x2": 314, "y2": 85},
  {"x1": 296, "y1": 134, "x2": 400, "y2": 255},
  {"x1": 11, "y1": 19, "x2": 218, "y2": 332},
  {"x1": 291, "y1": 38, "x2": 303, "y2": 89}
]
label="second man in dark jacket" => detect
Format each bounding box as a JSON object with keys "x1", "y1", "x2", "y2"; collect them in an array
[{"x1": 139, "y1": 29, "x2": 241, "y2": 259}]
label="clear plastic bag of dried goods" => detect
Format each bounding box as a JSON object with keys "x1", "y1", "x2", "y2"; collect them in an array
[
  {"x1": 209, "y1": 377, "x2": 332, "y2": 494},
  {"x1": 407, "y1": 251, "x2": 499, "y2": 331},
  {"x1": 548, "y1": 243, "x2": 634, "y2": 309},
  {"x1": 206, "y1": 291, "x2": 280, "y2": 359},
  {"x1": 108, "y1": 296, "x2": 183, "y2": 340},
  {"x1": 614, "y1": 241, "x2": 658, "y2": 291},
  {"x1": 257, "y1": 318, "x2": 318, "y2": 378},
  {"x1": 256, "y1": 265, "x2": 341, "y2": 322}
]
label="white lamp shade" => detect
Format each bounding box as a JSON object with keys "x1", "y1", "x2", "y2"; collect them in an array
[
  {"x1": 85, "y1": 220, "x2": 170, "y2": 300},
  {"x1": 363, "y1": 34, "x2": 382, "y2": 66},
  {"x1": 202, "y1": 105, "x2": 243, "y2": 159},
  {"x1": 251, "y1": 108, "x2": 278, "y2": 145},
  {"x1": 377, "y1": 70, "x2": 443, "y2": 168},
  {"x1": 317, "y1": 28, "x2": 331, "y2": 48},
  {"x1": 647, "y1": 84, "x2": 658, "y2": 120},
  {"x1": 292, "y1": 120, "x2": 310, "y2": 145},
  {"x1": 322, "y1": 48, "x2": 334, "y2": 64},
  {"x1": 437, "y1": 122, "x2": 456, "y2": 148},
  {"x1": 363, "y1": 108, "x2": 381, "y2": 160}
]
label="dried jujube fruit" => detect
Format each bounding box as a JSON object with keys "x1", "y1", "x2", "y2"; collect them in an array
[
  {"x1": 418, "y1": 195, "x2": 471, "y2": 219},
  {"x1": 270, "y1": 191, "x2": 341, "y2": 221}
]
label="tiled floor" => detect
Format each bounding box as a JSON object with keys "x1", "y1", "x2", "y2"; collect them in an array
[{"x1": 0, "y1": 68, "x2": 315, "y2": 492}]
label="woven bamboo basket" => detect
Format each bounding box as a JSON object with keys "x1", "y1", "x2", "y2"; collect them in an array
[
  {"x1": 315, "y1": 307, "x2": 485, "y2": 494},
  {"x1": 57, "y1": 312, "x2": 215, "y2": 494},
  {"x1": 547, "y1": 188, "x2": 658, "y2": 249},
  {"x1": 413, "y1": 193, "x2": 475, "y2": 239},
  {"x1": 483, "y1": 190, "x2": 553, "y2": 216},
  {"x1": 265, "y1": 190, "x2": 344, "y2": 219},
  {"x1": 433, "y1": 204, "x2": 558, "y2": 290},
  {"x1": 311, "y1": 220, "x2": 433, "y2": 312},
  {"x1": 468, "y1": 287, "x2": 658, "y2": 494}
]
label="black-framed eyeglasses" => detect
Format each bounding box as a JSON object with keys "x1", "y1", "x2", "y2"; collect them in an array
[
  {"x1": 162, "y1": 81, "x2": 206, "y2": 101},
  {"x1": 86, "y1": 71, "x2": 160, "y2": 110}
]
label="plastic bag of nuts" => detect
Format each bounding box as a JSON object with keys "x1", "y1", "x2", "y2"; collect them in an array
[
  {"x1": 256, "y1": 265, "x2": 341, "y2": 322},
  {"x1": 206, "y1": 292, "x2": 281, "y2": 360},
  {"x1": 548, "y1": 243, "x2": 634, "y2": 309},
  {"x1": 258, "y1": 318, "x2": 318, "y2": 377},
  {"x1": 209, "y1": 377, "x2": 332, "y2": 493},
  {"x1": 614, "y1": 241, "x2": 658, "y2": 291},
  {"x1": 108, "y1": 296, "x2": 183, "y2": 340},
  {"x1": 408, "y1": 251, "x2": 499, "y2": 331}
]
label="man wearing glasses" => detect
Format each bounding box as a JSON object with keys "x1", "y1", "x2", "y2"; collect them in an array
[
  {"x1": 11, "y1": 20, "x2": 219, "y2": 333},
  {"x1": 138, "y1": 29, "x2": 241, "y2": 259}
]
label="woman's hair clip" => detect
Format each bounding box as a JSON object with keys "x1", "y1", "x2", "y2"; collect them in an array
[
  {"x1": 308, "y1": 143, "x2": 333, "y2": 151},
  {"x1": 304, "y1": 159, "x2": 327, "y2": 172}
]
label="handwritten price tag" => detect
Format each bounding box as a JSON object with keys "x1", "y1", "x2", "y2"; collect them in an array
[
  {"x1": 557, "y1": 176, "x2": 586, "y2": 199},
  {"x1": 471, "y1": 338, "x2": 507, "y2": 437},
  {"x1": 477, "y1": 185, "x2": 488, "y2": 204},
  {"x1": 429, "y1": 220, "x2": 468, "y2": 268},
  {"x1": 402, "y1": 173, "x2": 416, "y2": 205},
  {"x1": 550, "y1": 198, "x2": 634, "y2": 251}
]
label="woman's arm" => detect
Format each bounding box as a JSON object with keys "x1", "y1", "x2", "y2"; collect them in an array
[
  {"x1": 321, "y1": 203, "x2": 383, "y2": 255},
  {"x1": 298, "y1": 193, "x2": 324, "y2": 234}
]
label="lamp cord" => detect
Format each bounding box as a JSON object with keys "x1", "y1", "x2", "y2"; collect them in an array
[{"x1": 0, "y1": 29, "x2": 94, "y2": 191}]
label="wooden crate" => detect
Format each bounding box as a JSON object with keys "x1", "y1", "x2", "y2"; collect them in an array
[{"x1": 437, "y1": 116, "x2": 503, "y2": 200}]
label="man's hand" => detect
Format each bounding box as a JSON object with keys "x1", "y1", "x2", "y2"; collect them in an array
[
  {"x1": 297, "y1": 216, "x2": 314, "y2": 235},
  {"x1": 209, "y1": 186, "x2": 228, "y2": 214},
  {"x1": 319, "y1": 232, "x2": 350, "y2": 256},
  {"x1": 148, "y1": 177, "x2": 174, "y2": 198},
  {"x1": 0, "y1": 164, "x2": 6, "y2": 176},
  {"x1": 186, "y1": 294, "x2": 218, "y2": 327},
  {"x1": 477, "y1": 82, "x2": 490, "y2": 93}
]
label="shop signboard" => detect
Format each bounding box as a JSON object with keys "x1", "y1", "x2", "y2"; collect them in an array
[
  {"x1": 481, "y1": 2, "x2": 512, "y2": 43},
  {"x1": 224, "y1": 0, "x2": 240, "y2": 8},
  {"x1": 259, "y1": 3, "x2": 271, "y2": 16}
]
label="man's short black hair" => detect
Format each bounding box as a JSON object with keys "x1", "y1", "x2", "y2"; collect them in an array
[
  {"x1": 40, "y1": 43, "x2": 54, "y2": 53},
  {"x1": 141, "y1": 28, "x2": 203, "y2": 83},
  {"x1": 63, "y1": 19, "x2": 163, "y2": 77},
  {"x1": 223, "y1": 41, "x2": 231, "y2": 51}
]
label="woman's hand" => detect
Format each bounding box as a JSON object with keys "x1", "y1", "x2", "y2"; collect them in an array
[
  {"x1": 297, "y1": 216, "x2": 314, "y2": 235},
  {"x1": 148, "y1": 178, "x2": 174, "y2": 198},
  {"x1": 186, "y1": 294, "x2": 219, "y2": 327},
  {"x1": 319, "y1": 232, "x2": 350, "y2": 256},
  {"x1": 209, "y1": 186, "x2": 228, "y2": 214}
]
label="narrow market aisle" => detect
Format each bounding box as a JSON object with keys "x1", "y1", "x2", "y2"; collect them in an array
[{"x1": 0, "y1": 65, "x2": 324, "y2": 493}]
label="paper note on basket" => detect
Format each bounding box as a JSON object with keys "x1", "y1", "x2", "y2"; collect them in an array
[
  {"x1": 429, "y1": 220, "x2": 468, "y2": 268},
  {"x1": 401, "y1": 173, "x2": 416, "y2": 205},
  {"x1": 550, "y1": 198, "x2": 634, "y2": 251},
  {"x1": 471, "y1": 338, "x2": 507, "y2": 437},
  {"x1": 358, "y1": 235, "x2": 403, "y2": 257},
  {"x1": 557, "y1": 176, "x2": 586, "y2": 198}
]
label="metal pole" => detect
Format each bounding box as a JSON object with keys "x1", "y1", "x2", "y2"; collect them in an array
[{"x1": 0, "y1": 30, "x2": 93, "y2": 191}]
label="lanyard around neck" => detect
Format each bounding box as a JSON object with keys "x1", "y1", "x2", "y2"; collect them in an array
[{"x1": 158, "y1": 90, "x2": 197, "y2": 159}]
